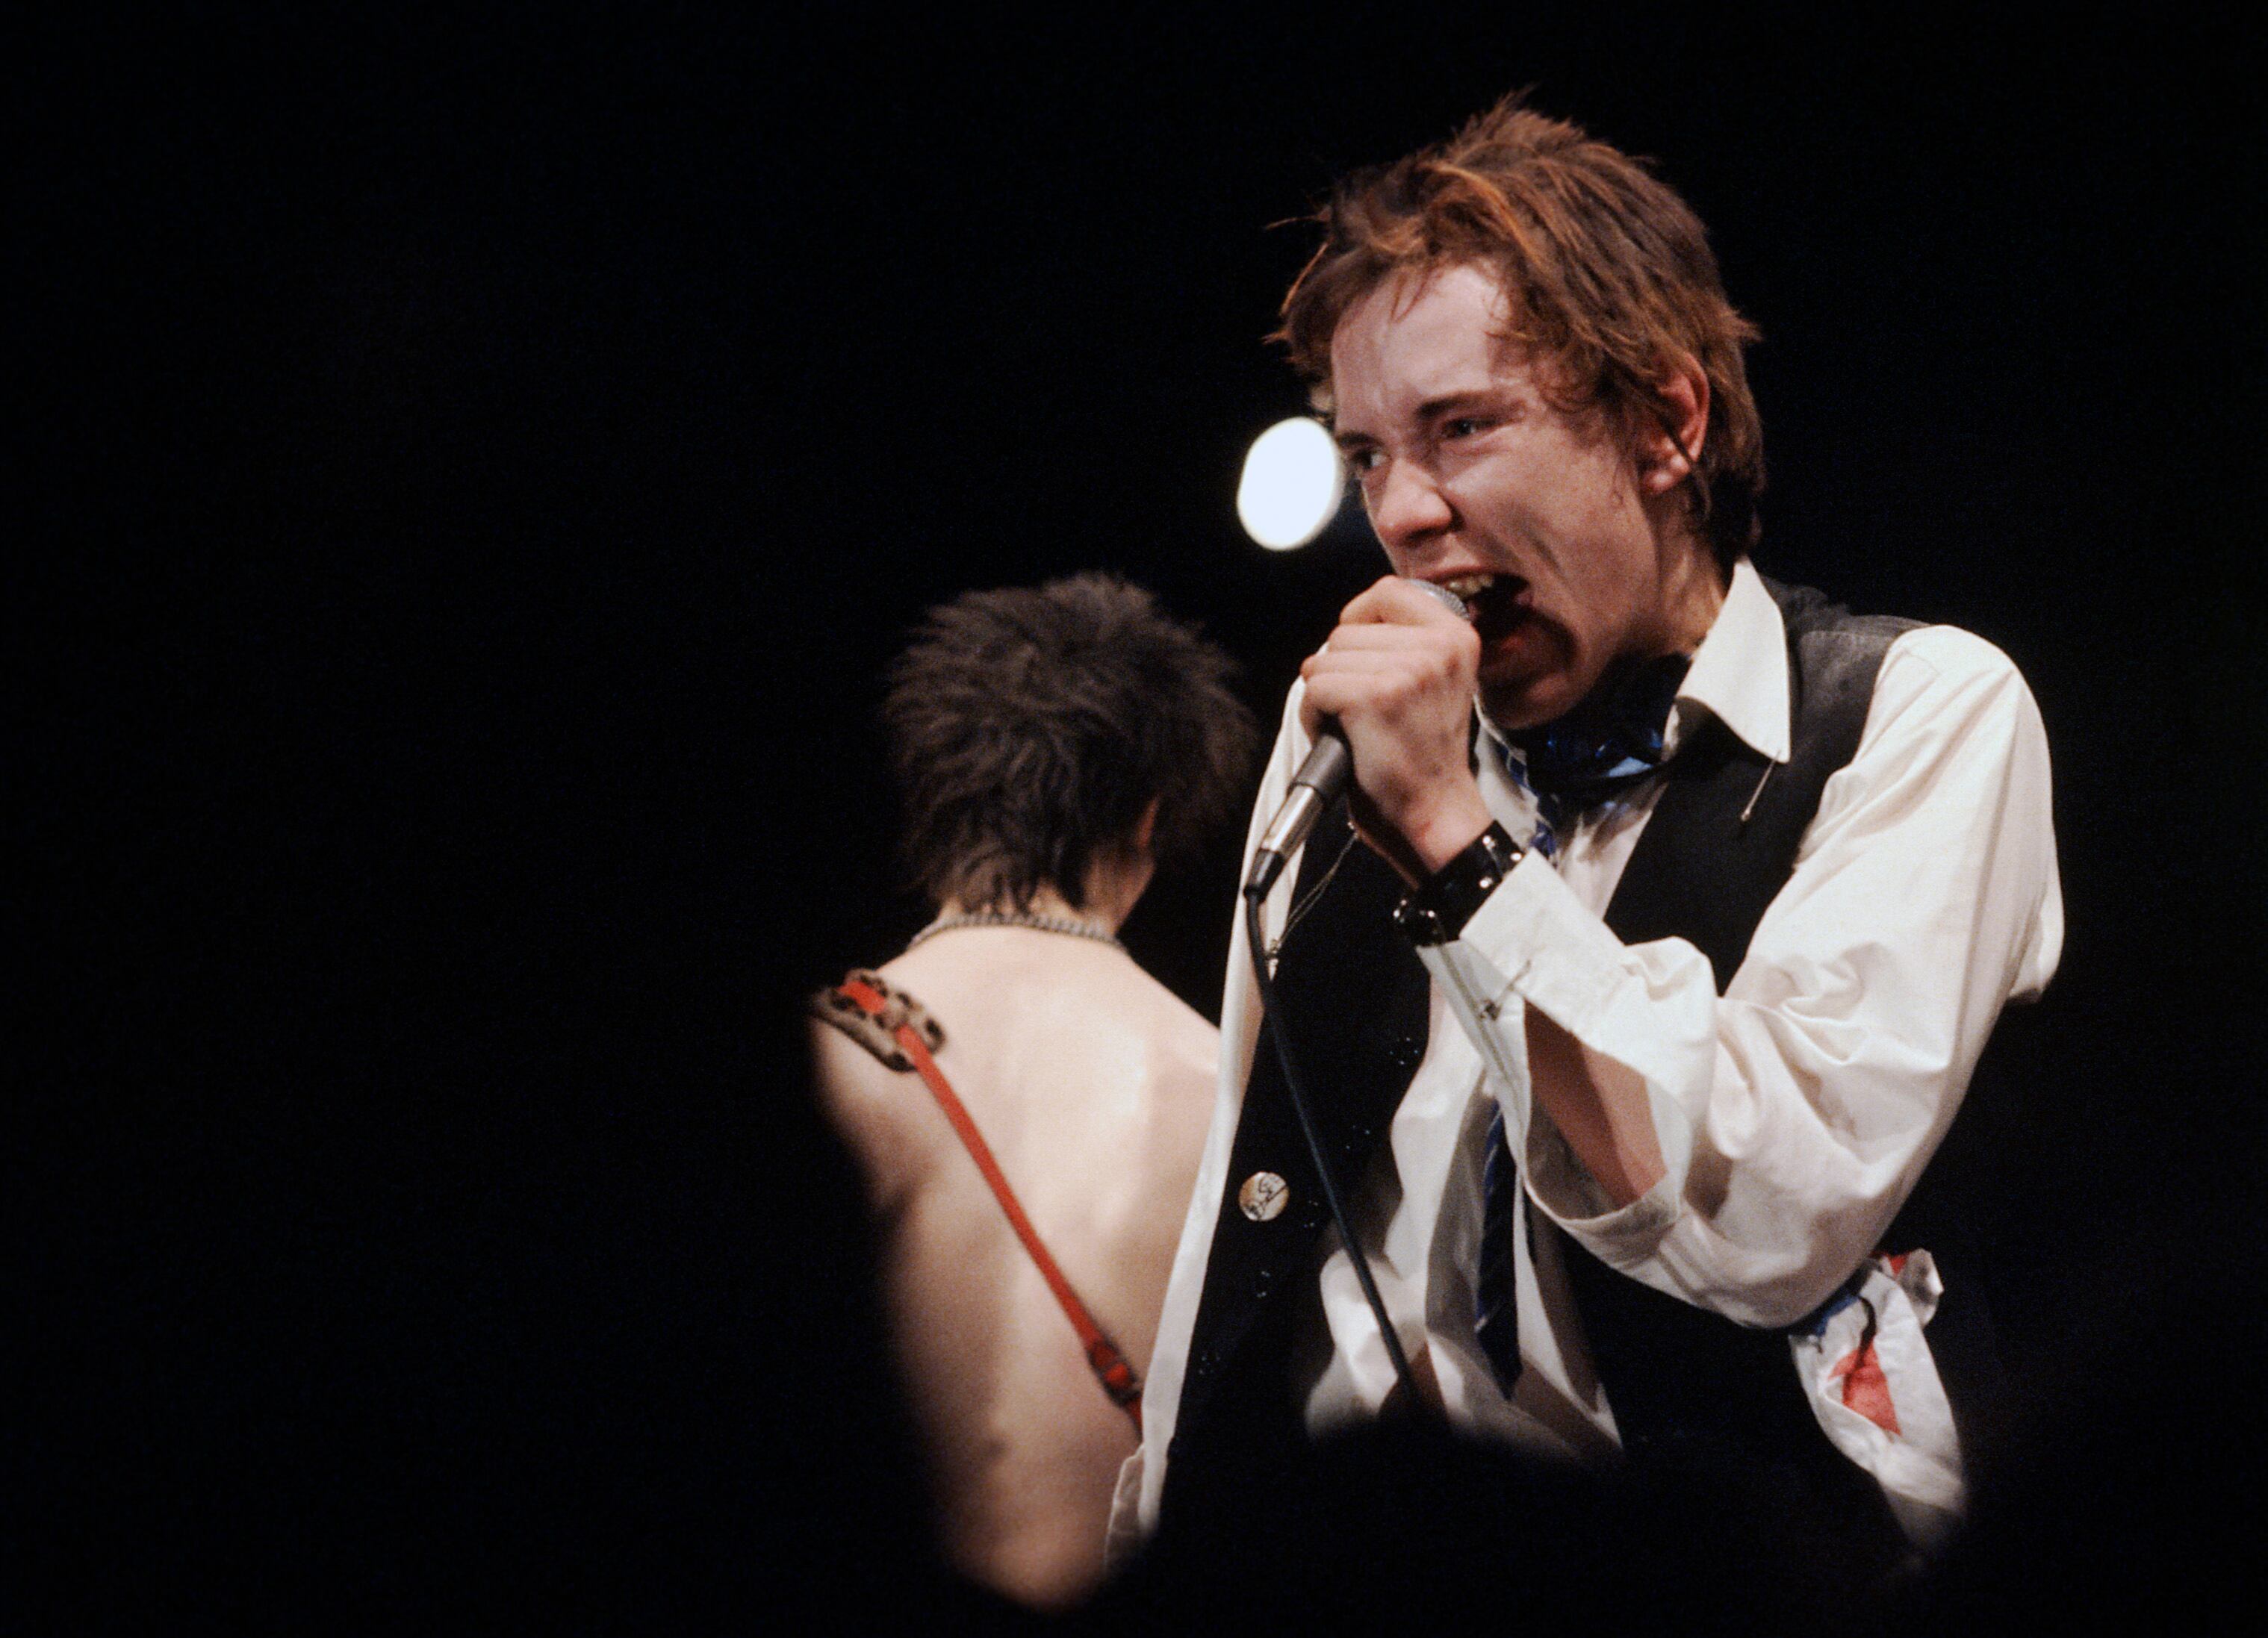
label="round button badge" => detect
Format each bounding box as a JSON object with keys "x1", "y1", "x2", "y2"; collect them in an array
[{"x1": 1238, "y1": 1171, "x2": 1290, "y2": 1222}]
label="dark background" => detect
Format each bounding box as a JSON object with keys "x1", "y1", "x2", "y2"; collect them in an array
[{"x1": 20, "y1": 8, "x2": 2264, "y2": 1628}]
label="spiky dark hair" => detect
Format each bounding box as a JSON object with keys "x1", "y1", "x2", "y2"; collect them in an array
[{"x1": 883, "y1": 573, "x2": 1260, "y2": 912}]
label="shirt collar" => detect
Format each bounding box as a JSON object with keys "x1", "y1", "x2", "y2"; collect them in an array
[{"x1": 1671, "y1": 557, "x2": 1789, "y2": 764}]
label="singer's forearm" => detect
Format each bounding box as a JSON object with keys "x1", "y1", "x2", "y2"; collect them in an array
[{"x1": 1523, "y1": 1006, "x2": 1666, "y2": 1207}]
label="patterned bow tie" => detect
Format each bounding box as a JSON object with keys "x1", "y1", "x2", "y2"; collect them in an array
[{"x1": 1506, "y1": 650, "x2": 1694, "y2": 811}]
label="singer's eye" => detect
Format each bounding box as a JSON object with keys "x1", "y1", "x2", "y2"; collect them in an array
[
  {"x1": 1443, "y1": 416, "x2": 1491, "y2": 440},
  {"x1": 1341, "y1": 446, "x2": 1385, "y2": 476}
]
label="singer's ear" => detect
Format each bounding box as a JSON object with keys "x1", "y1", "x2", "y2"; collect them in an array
[
  {"x1": 1638, "y1": 354, "x2": 1709, "y2": 496},
  {"x1": 1096, "y1": 798, "x2": 1162, "y2": 912}
]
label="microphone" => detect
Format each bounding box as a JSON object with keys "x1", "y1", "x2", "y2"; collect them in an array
[{"x1": 1244, "y1": 579, "x2": 1471, "y2": 898}]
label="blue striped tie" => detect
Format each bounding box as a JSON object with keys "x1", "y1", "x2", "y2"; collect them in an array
[
  {"x1": 1474, "y1": 1103, "x2": 1522, "y2": 1394},
  {"x1": 1474, "y1": 651, "x2": 1691, "y2": 1396}
]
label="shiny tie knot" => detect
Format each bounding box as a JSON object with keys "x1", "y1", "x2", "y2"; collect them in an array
[{"x1": 1508, "y1": 650, "x2": 1694, "y2": 809}]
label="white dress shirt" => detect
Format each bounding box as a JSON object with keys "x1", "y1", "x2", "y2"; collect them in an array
[{"x1": 1114, "y1": 561, "x2": 2063, "y2": 1545}]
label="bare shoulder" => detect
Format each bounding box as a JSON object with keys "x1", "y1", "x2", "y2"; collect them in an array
[
  {"x1": 1146, "y1": 976, "x2": 1220, "y2": 1057},
  {"x1": 806, "y1": 1008, "x2": 933, "y2": 1212}
]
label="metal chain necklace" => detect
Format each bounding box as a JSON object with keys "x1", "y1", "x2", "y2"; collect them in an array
[{"x1": 906, "y1": 909, "x2": 1125, "y2": 953}]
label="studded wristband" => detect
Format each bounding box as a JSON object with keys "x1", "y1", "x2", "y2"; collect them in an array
[{"x1": 1393, "y1": 821, "x2": 1524, "y2": 946}]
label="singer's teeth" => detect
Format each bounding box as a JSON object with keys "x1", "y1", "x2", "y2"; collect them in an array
[{"x1": 1440, "y1": 574, "x2": 1496, "y2": 600}]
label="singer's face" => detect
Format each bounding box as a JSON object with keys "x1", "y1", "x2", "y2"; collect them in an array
[{"x1": 1329, "y1": 262, "x2": 1715, "y2": 729}]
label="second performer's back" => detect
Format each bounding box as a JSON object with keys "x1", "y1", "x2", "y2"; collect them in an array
[
  {"x1": 805, "y1": 573, "x2": 1257, "y2": 1611},
  {"x1": 815, "y1": 912, "x2": 1215, "y2": 1609}
]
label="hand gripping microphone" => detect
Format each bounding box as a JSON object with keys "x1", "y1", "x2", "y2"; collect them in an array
[
  {"x1": 1244, "y1": 579, "x2": 1471, "y2": 897},
  {"x1": 1238, "y1": 576, "x2": 1472, "y2": 1424}
]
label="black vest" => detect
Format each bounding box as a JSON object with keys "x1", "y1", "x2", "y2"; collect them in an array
[{"x1": 1158, "y1": 580, "x2": 2001, "y2": 1555}]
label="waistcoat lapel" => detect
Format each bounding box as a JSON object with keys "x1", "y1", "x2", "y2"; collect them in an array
[
  {"x1": 1162, "y1": 803, "x2": 1431, "y2": 1516},
  {"x1": 1603, "y1": 580, "x2": 1893, "y2": 988}
]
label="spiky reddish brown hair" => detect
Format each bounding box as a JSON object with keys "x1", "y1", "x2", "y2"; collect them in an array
[{"x1": 1279, "y1": 96, "x2": 1765, "y2": 568}]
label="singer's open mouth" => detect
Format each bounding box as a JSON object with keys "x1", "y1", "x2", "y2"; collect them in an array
[{"x1": 1435, "y1": 573, "x2": 1531, "y2": 647}]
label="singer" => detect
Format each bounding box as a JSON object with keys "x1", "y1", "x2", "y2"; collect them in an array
[
  {"x1": 807, "y1": 574, "x2": 1256, "y2": 1611},
  {"x1": 1119, "y1": 96, "x2": 2062, "y2": 1587}
]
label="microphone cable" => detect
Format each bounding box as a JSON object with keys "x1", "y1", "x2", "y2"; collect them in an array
[{"x1": 1243, "y1": 879, "x2": 1427, "y2": 1416}]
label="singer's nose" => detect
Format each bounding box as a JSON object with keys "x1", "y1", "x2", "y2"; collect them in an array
[{"x1": 1367, "y1": 457, "x2": 1454, "y2": 551}]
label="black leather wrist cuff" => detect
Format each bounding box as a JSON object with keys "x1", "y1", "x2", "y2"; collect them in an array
[{"x1": 1393, "y1": 821, "x2": 1523, "y2": 946}]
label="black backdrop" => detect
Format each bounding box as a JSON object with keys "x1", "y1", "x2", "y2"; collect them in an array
[{"x1": 22, "y1": 10, "x2": 2264, "y2": 1628}]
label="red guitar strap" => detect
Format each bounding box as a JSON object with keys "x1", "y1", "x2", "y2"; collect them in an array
[{"x1": 824, "y1": 973, "x2": 1144, "y2": 1432}]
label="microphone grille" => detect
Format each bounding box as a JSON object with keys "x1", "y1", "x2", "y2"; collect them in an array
[{"x1": 1405, "y1": 579, "x2": 1472, "y2": 622}]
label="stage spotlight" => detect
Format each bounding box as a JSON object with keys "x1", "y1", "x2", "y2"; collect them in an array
[{"x1": 1237, "y1": 417, "x2": 1343, "y2": 549}]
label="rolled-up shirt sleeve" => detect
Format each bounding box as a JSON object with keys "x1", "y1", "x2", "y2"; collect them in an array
[{"x1": 1423, "y1": 626, "x2": 2063, "y2": 1328}]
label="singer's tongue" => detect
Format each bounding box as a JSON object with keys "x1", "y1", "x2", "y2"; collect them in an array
[
  {"x1": 1466, "y1": 576, "x2": 1531, "y2": 644},
  {"x1": 1464, "y1": 577, "x2": 1564, "y2": 690}
]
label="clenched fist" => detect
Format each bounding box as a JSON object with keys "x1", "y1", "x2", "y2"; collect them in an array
[{"x1": 1299, "y1": 576, "x2": 1494, "y2": 881}]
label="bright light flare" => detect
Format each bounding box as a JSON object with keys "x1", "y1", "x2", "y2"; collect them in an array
[{"x1": 1236, "y1": 417, "x2": 1343, "y2": 549}]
